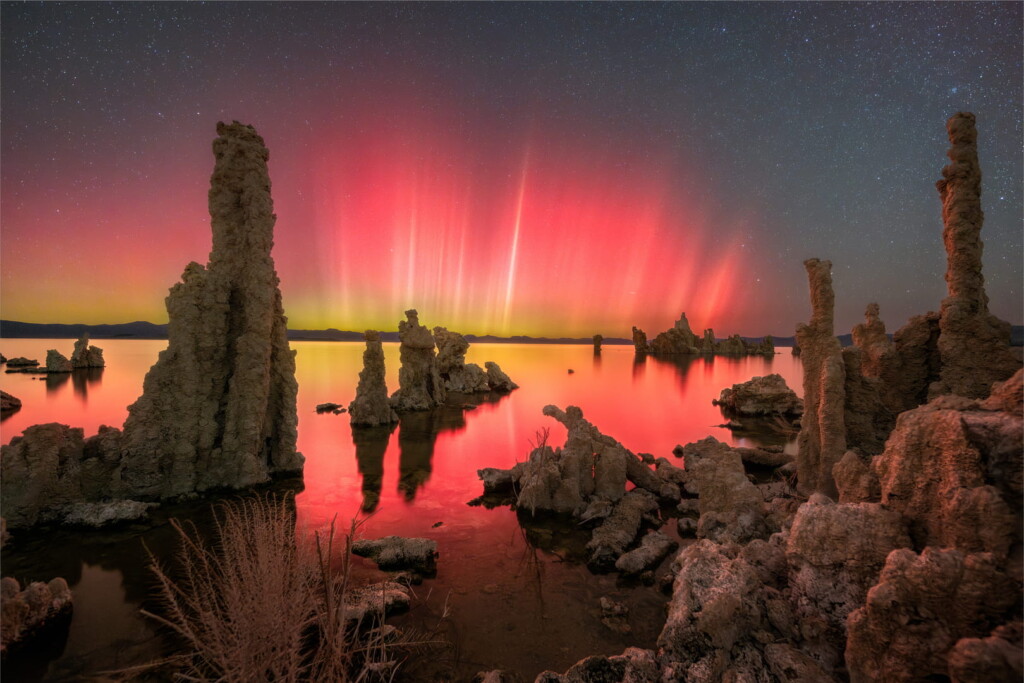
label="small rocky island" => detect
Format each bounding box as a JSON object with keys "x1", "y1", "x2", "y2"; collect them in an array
[{"x1": 633, "y1": 312, "x2": 774, "y2": 357}]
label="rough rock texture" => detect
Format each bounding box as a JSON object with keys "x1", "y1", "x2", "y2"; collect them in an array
[
  {"x1": 891, "y1": 311, "x2": 941, "y2": 412},
  {"x1": 349, "y1": 331, "x2": 399, "y2": 427},
  {"x1": 631, "y1": 326, "x2": 648, "y2": 354},
  {"x1": 592, "y1": 334, "x2": 603, "y2": 353},
  {"x1": 842, "y1": 347, "x2": 895, "y2": 456},
  {"x1": 342, "y1": 581, "x2": 411, "y2": 624},
  {"x1": 658, "y1": 538, "x2": 831, "y2": 682},
  {"x1": 681, "y1": 437, "x2": 767, "y2": 543},
  {"x1": 1, "y1": 575, "x2": 73, "y2": 654},
  {"x1": 535, "y1": 648, "x2": 660, "y2": 683},
  {"x1": 785, "y1": 497, "x2": 910, "y2": 667},
  {"x1": 650, "y1": 313, "x2": 700, "y2": 355},
  {"x1": 932, "y1": 113, "x2": 1021, "y2": 399},
  {"x1": 62, "y1": 500, "x2": 156, "y2": 527},
  {"x1": 434, "y1": 327, "x2": 490, "y2": 393},
  {"x1": 947, "y1": 622, "x2": 1024, "y2": 683},
  {"x1": 846, "y1": 548, "x2": 1018, "y2": 683},
  {"x1": 795, "y1": 258, "x2": 846, "y2": 497},
  {"x1": 851, "y1": 304, "x2": 893, "y2": 379},
  {"x1": 484, "y1": 361, "x2": 518, "y2": 392},
  {"x1": 351, "y1": 536, "x2": 438, "y2": 575},
  {"x1": 45, "y1": 349, "x2": 72, "y2": 373},
  {"x1": 390, "y1": 310, "x2": 445, "y2": 411},
  {"x1": 713, "y1": 373, "x2": 803, "y2": 416},
  {"x1": 5, "y1": 357, "x2": 38, "y2": 367},
  {"x1": 70, "y1": 333, "x2": 105, "y2": 368},
  {"x1": 1, "y1": 390, "x2": 21, "y2": 412},
  {"x1": 832, "y1": 450, "x2": 880, "y2": 503},
  {"x1": 120, "y1": 121, "x2": 302, "y2": 498},
  {"x1": 614, "y1": 530, "x2": 677, "y2": 575},
  {"x1": 872, "y1": 372, "x2": 1022, "y2": 556},
  {"x1": 586, "y1": 489, "x2": 660, "y2": 571}
]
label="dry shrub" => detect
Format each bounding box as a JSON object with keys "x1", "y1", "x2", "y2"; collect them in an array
[{"x1": 136, "y1": 495, "x2": 405, "y2": 682}]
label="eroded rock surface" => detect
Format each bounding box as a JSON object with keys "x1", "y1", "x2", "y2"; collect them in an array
[
  {"x1": 681, "y1": 437, "x2": 767, "y2": 543},
  {"x1": 0, "y1": 390, "x2": 21, "y2": 412},
  {"x1": 434, "y1": 327, "x2": 490, "y2": 393},
  {"x1": 631, "y1": 327, "x2": 648, "y2": 354},
  {"x1": 70, "y1": 333, "x2": 105, "y2": 368},
  {"x1": 349, "y1": 331, "x2": 399, "y2": 427},
  {"x1": 484, "y1": 361, "x2": 518, "y2": 392},
  {"x1": 45, "y1": 349, "x2": 72, "y2": 373},
  {"x1": 713, "y1": 373, "x2": 803, "y2": 416},
  {"x1": 1, "y1": 576, "x2": 72, "y2": 655},
  {"x1": 795, "y1": 258, "x2": 846, "y2": 497},
  {"x1": 120, "y1": 121, "x2": 302, "y2": 497},
  {"x1": 391, "y1": 310, "x2": 445, "y2": 411},
  {"x1": 351, "y1": 536, "x2": 438, "y2": 575},
  {"x1": 932, "y1": 113, "x2": 1021, "y2": 399}
]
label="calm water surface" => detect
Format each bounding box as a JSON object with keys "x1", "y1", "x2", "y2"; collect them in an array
[{"x1": 0, "y1": 339, "x2": 802, "y2": 681}]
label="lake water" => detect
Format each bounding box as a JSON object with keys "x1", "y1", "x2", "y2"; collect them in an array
[{"x1": 0, "y1": 338, "x2": 802, "y2": 681}]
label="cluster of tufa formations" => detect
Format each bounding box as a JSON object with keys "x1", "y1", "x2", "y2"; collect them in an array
[
  {"x1": 633, "y1": 312, "x2": 774, "y2": 356},
  {"x1": 476, "y1": 113, "x2": 1022, "y2": 683},
  {"x1": 3, "y1": 334, "x2": 105, "y2": 376},
  {"x1": 1, "y1": 122, "x2": 303, "y2": 530},
  {"x1": 349, "y1": 310, "x2": 517, "y2": 425}
]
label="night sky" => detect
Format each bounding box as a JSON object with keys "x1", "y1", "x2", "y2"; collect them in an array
[{"x1": 2, "y1": 2, "x2": 1021, "y2": 337}]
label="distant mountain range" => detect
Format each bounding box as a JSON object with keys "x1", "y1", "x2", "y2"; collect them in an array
[{"x1": 2, "y1": 320, "x2": 1021, "y2": 346}]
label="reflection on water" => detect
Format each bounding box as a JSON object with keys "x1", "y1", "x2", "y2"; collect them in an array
[
  {"x1": 71, "y1": 368, "x2": 104, "y2": 400},
  {"x1": 0, "y1": 338, "x2": 803, "y2": 681}
]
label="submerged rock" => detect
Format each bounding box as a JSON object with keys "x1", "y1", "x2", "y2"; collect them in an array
[
  {"x1": 342, "y1": 581, "x2": 411, "y2": 624},
  {"x1": 315, "y1": 402, "x2": 345, "y2": 414},
  {"x1": 70, "y1": 333, "x2": 105, "y2": 368},
  {"x1": 0, "y1": 575, "x2": 73, "y2": 655},
  {"x1": 713, "y1": 373, "x2": 803, "y2": 416},
  {"x1": 45, "y1": 349, "x2": 72, "y2": 373},
  {"x1": 391, "y1": 310, "x2": 445, "y2": 412},
  {"x1": 5, "y1": 357, "x2": 38, "y2": 367},
  {"x1": 351, "y1": 536, "x2": 438, "y2": 575},
  {"x1": 795, "y1": 258, "x2": 846, "y2": 498},
  {"x1": 349, "y1": 330, "x2": 399, "y2": 427}
]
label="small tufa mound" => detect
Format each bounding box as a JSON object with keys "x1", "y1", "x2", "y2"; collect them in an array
[
  {"x1": 351, "y1": 536, "x2": 438, "y2": 575},
  {"x1": 713, "y1": 373, "x2": 803, "y2": 417},
  {"x1": 70, "y1": 333, "x2": 105, "y2": 368},
  {"x1": 45, "y1": 349, "x2": 72, "y2": 373}
]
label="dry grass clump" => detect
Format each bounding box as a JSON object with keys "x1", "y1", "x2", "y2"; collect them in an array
[{"x1": 133, "y1": 495, "x2": 407, "y2": 682}]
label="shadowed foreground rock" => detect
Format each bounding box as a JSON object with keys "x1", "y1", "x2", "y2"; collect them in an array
[
  {"x1": 0, "y1": 390, "x2": 21, "y2": 412},
  {"x1": 1, "y1": 122, "x2": 303, "y2": 528},
  {"x1": 1, "y1": 575, "x2": 72, "y2": 655},
  {"x1": 349, "y1": 331, "x2": 399, "y2": 426}
]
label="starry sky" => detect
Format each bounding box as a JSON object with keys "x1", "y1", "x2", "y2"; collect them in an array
[{"x1": 2, "y1": 2, "x2": 1021, "y2": 338}]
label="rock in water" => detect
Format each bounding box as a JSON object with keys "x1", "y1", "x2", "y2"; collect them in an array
[
  {"x1": 120, "y1": 121, "x2": 302, "y2": 497},
  {"x1": 484, "y1": 361, "x2": 517, "y2": 392},
  {"x1": 631, "y1": 326, "x2": 648, "y2": 354},
  {"x1": 45, "y1": 350, "x2": 72, "y2": 373},
  {"x1": 70, "y1": 333, "x2": 105, "y2": 368},
  {"x1": 592, "y1": 334, "x2": 603, "y2": 353},
  {"x1": 434, "y1": 326, "x2": 490, "y2": 393},
  {"x1": 390, "y1": 310, "x2": 445, "y2": 412},
  {"x1": 1, "y1": 391, "x2": 21, "y2": 412},
  {"x1": 349, "y1": 331, "x2": 399, "y2": 426},
  {"x1": 932, "y1": 112, "x2": 1020, "y2": 399},
  {"x1": 795, "y1": 258, "x2": 846, "y2": 497},
  {"x1": 713, "y1": 373, "x2": 803, "y2": 416}
]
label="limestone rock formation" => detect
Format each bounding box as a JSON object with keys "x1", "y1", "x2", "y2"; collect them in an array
[
  {"x1": 70, "y1": 333, "x2": 105, "y2": 368},
  {"x1": 845, "y1": 548, "x2": 1018, "y2": 683},
  {"x1": 872, "y1": 371, "x2": 1022, "y2": 557},
  {"x1": 45, "y1": 349, "x2": 72, "y2": 373},
  {"x1": 613, "y1": 530, "x2": 677, "y2": 575},
  {"x1": 947, "y1": 623, "x2": 1024, "y2": 683},
  {"x1": 0, "y1": 390, "x2": 21, "y2": 412},
  {"x1": 631, "y1": 326, "x2": 648, "y2": 354},
  {"x1": 592, "y1": 334, "x2": 603, "y2": 353},
  {"x1": 649, "y1": 313, "x2": 700, "y2": 354},
  {"x1": 119, "y1": 121, "x2": 302, "y2": 497},
  {"x1": 795, "y1": 258, "x2": 846, "y2": 497},
  {"x1": 433, "y1": 326, "x2": 490, "y2": 393},
  {"x1": 890, "y1": 311, "x2": 941, "y2": 411},
  {"x1": 842, "y1": 347, "x2": 895, "y2": 456},
  {"x1": 349, "y1": 331, "x2": 399, "y2": 427},
  {"x1": 1, "y1": 575, "x2": 72, "y2": 655},
  {"x1": 484, "y1": 361, "x2": 518, "y2": 392},
  {"x1": 680, "y1": 437, "x2": 767, "y2": 543},
  {"x1": 851, "y1": 304, "x2": 893, "y2": 379},
  {"x1": 351, "y1": 536, "x2": 438, "y2": 575},
  {"x1": 587, "y1": 489, "x2": 659, "y2": 571},
  {"x1": 785, "y1": 497, "x2": 910, "y2": 667},
  {"x1": 932, "y1": 113, "x2": 1020, "y2": 399},
  {"x1": 713, "y1": 373, "x2": 803, "y2": 416},
  {"x1": 390, "y1": 310, "x2": 445, "y2": 411},
  {"x1": 5, "y1": 357, "x2": 38, "y2": 367}
]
